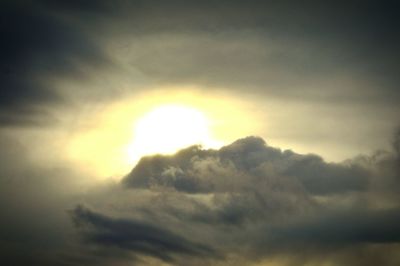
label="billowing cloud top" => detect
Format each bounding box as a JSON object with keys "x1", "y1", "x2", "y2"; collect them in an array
[
  {"x1": 66, "y1": 135, "x2": 400, "y2": 265},
  {"x1": 124, "y1": 136, "x2": 369, "y2": 195},
  {"x1": 0, "y1": 132, "x2": 399, "y2": 265}
]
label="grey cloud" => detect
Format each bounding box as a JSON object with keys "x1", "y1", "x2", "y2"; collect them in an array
[
  {"x1": 3, "y1": 0, "x2": 399, "y2": 133},
  {"x1": 242, "y1": 208, "x2": 400, "y2": 266},
  {"x1": 92, "y1": 0, "x2": 400, "y2": 104},
  {"x1": 124, "y1": 136, "x2": 370, "y2": 195},
  {"x1": 111, "y1": 135, "x2": 400, "y2": 264},
  {"x1": 1, "y1": 132, "x2": 400, "y2": 265},
  {"x1": 264, "y1": 208, "x2": 400, "y2": 248},
  {"x1": 0, "y1": 132, "x2": 97, "y2": 266},
  {"x1": 0, "y1": 1, "x2": 108, "y2": 127},
  {"x1": 7, "y1": 0, "x2": 400, "y2": 101},
  {"x1": 70, "y1": 205, "x2": 220, "y2": 263}
]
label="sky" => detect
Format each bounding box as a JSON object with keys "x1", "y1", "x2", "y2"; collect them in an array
[{"x1": 1, "y1": 0, "x2": 400, "y2": 265}]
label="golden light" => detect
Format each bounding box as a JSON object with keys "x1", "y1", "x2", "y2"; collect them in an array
[
  {"x1": 65, "y1": 87, "x2": 260, "y2": 178},
  {"x1": 126, "y1": 104, "x2": 222, "y2": 164}
]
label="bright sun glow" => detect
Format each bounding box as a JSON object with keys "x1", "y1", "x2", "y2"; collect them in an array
[
  {"x1": 127, "y1": 105, "x2": 221, "y2": 163},
  {"x1": 66, "y1": 87, "x2": 260, "y2": 178}
]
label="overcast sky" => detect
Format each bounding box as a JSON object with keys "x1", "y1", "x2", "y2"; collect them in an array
[{"x1": 1, "y1": 1, "x2": 400, "y2": 265}]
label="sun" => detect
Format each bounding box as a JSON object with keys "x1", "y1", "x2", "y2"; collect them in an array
[
  {"x1": 65, "y1": 88, "x2": 259, "y2": 178},
  {"x1": 126, "y1": 105, "x2": 221, "y2": 164}
]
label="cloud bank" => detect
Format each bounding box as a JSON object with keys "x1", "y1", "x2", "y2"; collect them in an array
[
  {"x1": 0, "y1": 132, "x2": 399, "y2": 265},
  {"x1": 64, "y1": 134, "x2": 400, "y2": 265},
  {"x1": 1, "y1": 0, "x2": 399, "y2": 127}
]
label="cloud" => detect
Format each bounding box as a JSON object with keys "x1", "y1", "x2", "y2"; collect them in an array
[
  {"x1": 70, "y1": 205, "x2": 220, "y2": 263},
  {"x1": 89, "y1": 0, "x2": 400, "y2": 104},
  {"x1": 123, "y1": 136, "x2": 370, "y2": 196},
  {"x1": 2, "y1": 0, "x2": 399, "y2": 128},
  {"x1": 0, "y1": 132, "x2": 97, "y2": 266},
  {"x1": 0, "y1": 134, "x2": 381, "y2": 265},
  {"x1": 267, "y1": 208, "x2": 400, "y2": 246},
  {"x1": 101, "y1": 136, "x2": 400, "y2": 265},
  {"x1": 0, "y1": 1, "x2": 108, "y2": 127},
  {"x1": 1, "y1": 132, "x2": 400, "y2": 265}
]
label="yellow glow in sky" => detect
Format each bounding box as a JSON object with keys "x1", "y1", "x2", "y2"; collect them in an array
[
  {"x1": 126, "y1": 104, "x2": 222, "y2": 164},
  {"x1": 66, "y1": 87, "x2": 260, "y2": 178}
]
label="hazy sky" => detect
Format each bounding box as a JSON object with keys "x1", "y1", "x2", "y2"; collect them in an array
[{"x1": 1, "y1": 1, "x2": 400, "y2": 265}]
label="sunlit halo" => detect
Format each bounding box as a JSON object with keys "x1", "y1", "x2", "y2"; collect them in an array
[
  {"x1": 126, "y1": 105, "x2": 221, "y2": 164},
  {"x1": 65, "y1": 87, "x2": 260, "y2": 178}
]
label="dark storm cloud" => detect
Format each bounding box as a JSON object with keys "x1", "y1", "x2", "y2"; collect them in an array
[
  {"x1": 2, "y1": 0, "x2": 399, "y2": 124},
  {"x1": 77, "y1": 0, "x2": 400, "y2": 104},
  {"x1": 70, "y1": 205, "x2": 219, "y2": 263},
  {"x1": 111, "y1": 135, "x2": 400, "y2": 264},
  {"x1": 266, "y1": 208, "x2": 400, "y2": 246},
  {"x1": 1, "y1": 133, "x2": 400, "y2": 265},
  {"x1": 246, "y1": 208, "x2": 400, "y2": 266},
  {"x1": 0, "y1": 1, "x2": 107, "y2": 127},
  {"x1": 123, "y1": 136, "x2": 369, "y2": 195}
]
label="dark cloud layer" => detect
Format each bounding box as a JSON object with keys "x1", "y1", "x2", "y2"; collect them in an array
[
  {"x1": 0, "y1": 1, "x2": 107, "y2": 126},
  {"x1": 267, "y1": 208, "x2": 400, "y2": 246},
  {"x1": 0, "y1": 133, "x2": 400, "y2": 265},
  {"x1": 66, "y1": 135, "x2": 400, "y2": 265},
  {"x1": 70, "y1": 205, "x2": 219, "y2": 263},
  {"x1": 1, "y1": 0, "x2": 400, "y2": 127}
]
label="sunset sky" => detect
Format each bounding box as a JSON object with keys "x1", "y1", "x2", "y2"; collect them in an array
[{"x1": 1, "y1": 1, "x2": 400, "y2": 265}]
